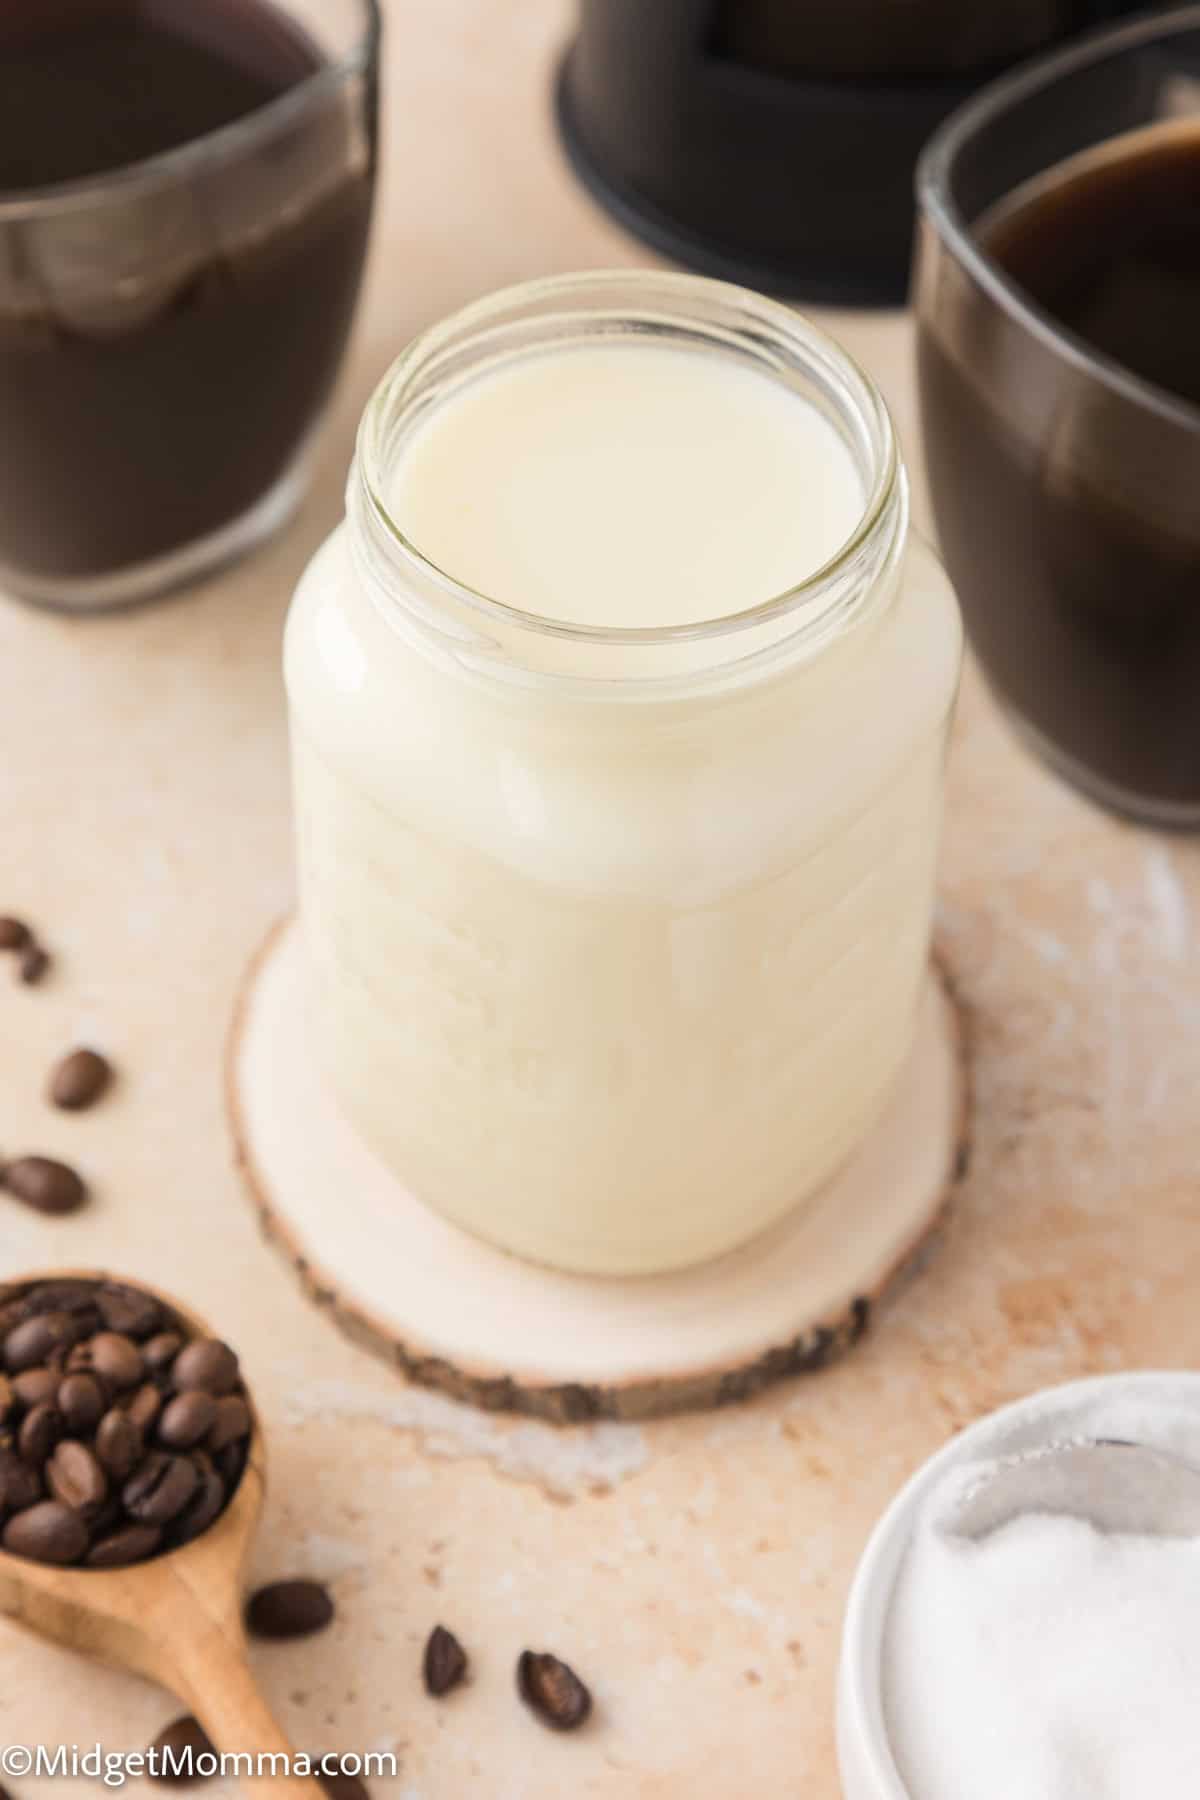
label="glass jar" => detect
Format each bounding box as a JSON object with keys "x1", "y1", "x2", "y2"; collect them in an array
[{"x1": 284, "y1": 272, "x2": 961, "y2": 1276}]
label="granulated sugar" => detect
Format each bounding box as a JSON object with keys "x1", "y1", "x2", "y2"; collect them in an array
[{"x1": 882, "y1": 1391, "x2": 1200, "y2": 1798}]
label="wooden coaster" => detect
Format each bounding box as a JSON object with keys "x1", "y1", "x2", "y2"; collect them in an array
[{"x1": 228, "y1": 921, "x2": 972, "y2": 1423}]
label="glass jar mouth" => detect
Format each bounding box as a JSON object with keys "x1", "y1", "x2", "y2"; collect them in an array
[
  {"x1": 916, "y1": 3, "x2": 1200, "y2": 438},
  {"x1": 355, "y1": 270, "x2": 902, "y2": 651},
  {"x1": 0, "y1": 0, "x2": 381, "y2": 218}
]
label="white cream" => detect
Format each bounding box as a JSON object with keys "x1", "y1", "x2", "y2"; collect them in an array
[
  {"x1": 284, "y1": 283, "x2": 961, "y2": 1275},
  {"x1": 391, "y1": 344, "x2": 863, "y2": 629}
]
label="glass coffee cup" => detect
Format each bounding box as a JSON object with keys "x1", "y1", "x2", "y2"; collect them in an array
[
  {"x1": 915, "y1": 7, "x2": 1200, "y2": 827},
  {"x1": 0, "y1": 0, "x2": 379, "y2": 612}
]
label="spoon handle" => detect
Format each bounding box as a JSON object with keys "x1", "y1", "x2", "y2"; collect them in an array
[
  {"x1": 159, "y1": 1591, "x2": 313, "y2": 1797},
  {"x1": 170, "y1": 1635, "x2": 315, "y2": 1795}
]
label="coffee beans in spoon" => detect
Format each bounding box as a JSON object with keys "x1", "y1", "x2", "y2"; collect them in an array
[{"x1": 0, "y1": 1277, "x2": 252, "y2": 1568}]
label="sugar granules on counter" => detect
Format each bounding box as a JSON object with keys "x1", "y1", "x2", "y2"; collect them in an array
[{"x1": 883, "y1": 1486, "x2": 1200, "y2": 1798}]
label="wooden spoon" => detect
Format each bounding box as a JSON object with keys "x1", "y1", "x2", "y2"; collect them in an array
[{"x1": 0, "y1": 1272, "x2": 313, "y2": 1796}]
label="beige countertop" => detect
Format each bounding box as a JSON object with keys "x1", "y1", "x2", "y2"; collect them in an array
[{"x1": 4, "y1": 2, "x2": 1200, "y2": 1794}]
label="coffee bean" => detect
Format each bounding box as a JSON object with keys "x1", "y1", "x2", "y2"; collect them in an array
[
  {"x1": 158, "y1": 1392, "x2": 217, "y2": 1450},
  {"x1": 170, "y1": 1469, "x2": 226, "y2": 1546},
  {"x1": 19, "y1": 940, "x2": 50, "y2": 984},
  {"x1": 423, "y1": 1625, "x2": 468, "y2": 1697},
  {"x1": 123, "y1": 1452, "x2": 198, "y2": 1525},
  {"x1": 317, "y1": 1773, "x2": 369, "y2": 1800},
  {"x1": 2, "y1": 1157, "x2": 86, "y2": 1216},
  {"x1": 48, "y1": 1048, "x2": 113, "y2": 1112},
  {"x1": 245, "y1": 1579, "x2": 335, "y2": 1640},
  {"x1": 97, "y1": 1283, "x2": 162, "y2": 1340},
  {"x1": 5, "y1": 1310, "x2": 81, "y2": 1371},
  {"x1": 86, "y1": 1523, "x2": 162, "y2": 1568},
  {"x1": 58, "y1": 1373, "x2": 106, "y2": 1434},
  {"x1": 18, "y1": 1402, "x2": 64, "y2": 1465},
  {"x1": 0, "y1": 1375, "x2": 14, "y2": 1425},
  {"x1": 95, "y1": 1409, "x2": 143, "y2": 1478},
  {"x1": 0, "y1": 916, "x2": 30, "y2": 951},
  {"x1": 143, "y1": 1332, "x2": 183, "y2": 1374},
  {"x1": 146, "y1": 1715, "x2": 216, "y2": 1783},
  {"x1": 13, "y1": 1368, "x2": 59, "y2": 1409},
  {"x1": 125, "y1": 1382, "x2": 163, "y2": 1433},
  {"x1": 0, "y1": 1447, "x2": 42, "y2": 1514},
  {"x1": 34, "y1": 1281, "x2": 96, "y2": 1314},
  {"x1": 3, "y1": 1282, "x2": 97, "y2": 1332},
  {"x1": 46, "y1": 1440, "x2": 108, "y2": 1515},
  {"x1": 516, "y1": 1650, "x2": 593, "y2": 1732},
  {"x1": 2, "y1": 1498, "x2": 88, "y2": 1565},
  {"x1": 206, "y1": 1396, "x2": 251, "y2": 1453},
  {"x1": 88, "y1": 1333, "x2": 144, "y2": 1391},
  {"x1": 172, "y1": 1339, "x2": 238, "y2": 1397}
]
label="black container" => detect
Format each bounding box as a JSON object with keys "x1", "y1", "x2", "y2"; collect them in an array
[{"x1": 556, "y1": 0, "x2": 1154, "y2": 305}]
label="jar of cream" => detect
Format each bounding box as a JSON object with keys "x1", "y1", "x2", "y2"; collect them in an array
[{"x1": 284, "y1": 272, "x2": 961, "y2": 1276}]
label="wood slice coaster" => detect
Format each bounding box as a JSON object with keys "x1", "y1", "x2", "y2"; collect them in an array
[{"x1": 228, "y1": 921, "x2": 972, "y2": 1423}]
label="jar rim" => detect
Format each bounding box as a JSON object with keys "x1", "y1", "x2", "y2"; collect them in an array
[{"x1": 354, "y1": 269, "x2": 902, "y2": 651}]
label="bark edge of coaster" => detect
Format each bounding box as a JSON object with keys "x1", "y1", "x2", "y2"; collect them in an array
[{"x1": 227, "y1": 920, "x2": 973, "y2": 1424}]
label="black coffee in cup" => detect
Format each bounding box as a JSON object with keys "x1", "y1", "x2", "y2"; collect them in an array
[
  {"x1": 0, "y1": 0, "x2": 376, "y2": 603},
  {"x1": 920, "y1": 119, "x2": 1200, "y2": 818}
]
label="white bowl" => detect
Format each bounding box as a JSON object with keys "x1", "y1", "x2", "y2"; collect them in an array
[{"x1": 835, "y1": 1370, "x2": 1200, "y2": 1800}]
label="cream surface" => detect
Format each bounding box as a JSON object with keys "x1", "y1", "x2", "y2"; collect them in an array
[
  {"x1": 285, "y1": 338, "x2": 960, "y2": 1274},
  {"x1": 390, "y1": 344, "x2": 864, "y2": 628}
]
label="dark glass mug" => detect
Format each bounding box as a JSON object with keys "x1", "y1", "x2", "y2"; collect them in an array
[
  {"x1": 0, "y1": 0, "x2": 380, "y2": 612},
  {"x1": 915, "y1": 7, "x2": 1200, "y2": 826}
]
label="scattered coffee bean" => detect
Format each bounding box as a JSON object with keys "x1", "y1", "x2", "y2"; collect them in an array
[
  {"x1": 0, "y1": 1277, "x2": 252, "y2": 1567},
  {"x1": 18, "y1": 1401, "x2": 64, "y2": 1465},
  {"x1": 246, "y1": 1579, "x2": 335, "y2": 1641},
  {"x1": 0, "y1": 1447, "x2": 42, "y2": 1514},
  {"x1": 125, "y1": 1382, "x2": 164, "y2": 1434},
  {"x1": 86, "y1": 1523, "x2": 163, "y2": 1568},
  {"x1": 88, "y1": 1332, "x2": 144, "y2": 1391},
  {"x1": 96, "y1": 1409, "x2": 144, "y2": 1478},
  {"x1": 159, "y1": 1392, "x2": 217, "y2": 1450},
  {"x1": 0, "y1": 916, "x2": 30, "y2": 951},
  {"x1": 58, "y1": 1373, "x2": 106, "y2": 1434},
  {"x1": 18, "y1": 945, "x2": 50, "y2": 986},
  {"x1": 1, "y1": 1157, "x2": 87, "y2": 1217},
  {"x1": 172, "y1": 1339, "x2": 239, "y2": 1397},
  {"x1": 207, "y1": 1395, "x2": 251, "y2": 1452},
  {"x1": 123, "y1": 1452, "x2": 198, "y2": 1526},
  {"x1": 317, "y1": 1772, "x2": 369, "y2": 1800},
  {"x1": 147, "y1": 1715, "x2": 216, "y2": 1783},
  {"x1": 46, "y1": 1440, "x2": 108, "y2": 1515},
  {"x1": 423, "y1": 1625, "x2": 468, "y2": 1697},
  {"x1": 2, "y1": 1499, "x2": 88, "y2": 1564},
  {"x1": 96, "y1": 1282, "x2": 160, "y2": 1339},
  {"x1": 516, "y1": 1650, "x2": 593, "y2": 1732},
  {"x1": 144, "y1": 1331, "x2": 183, "y2": 1373},
  {"x1": 48, "y1": 1048, "x2": 113, "y2": 1112}
]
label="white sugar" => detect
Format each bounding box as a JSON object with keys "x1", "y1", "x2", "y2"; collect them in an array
[{"x1": 883, "y1": 1389, "x2": 1200, "y2": 1799}]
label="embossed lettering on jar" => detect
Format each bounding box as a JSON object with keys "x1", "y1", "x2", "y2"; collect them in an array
[{"x1": 284, "y1": 273, "x2": 962, "y2": 1276}]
